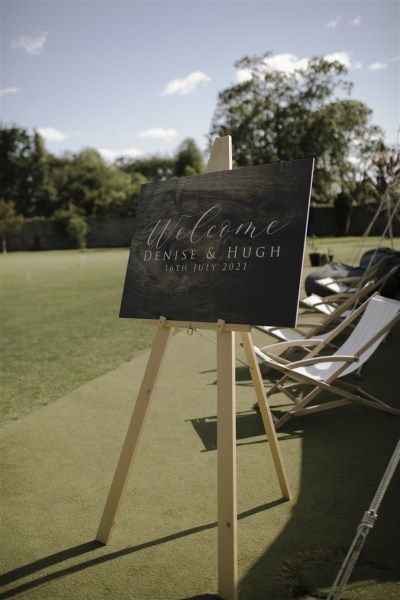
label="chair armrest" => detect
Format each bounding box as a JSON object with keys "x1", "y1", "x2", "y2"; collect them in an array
[
  {"x1": 254, "y1": 346, "x2": 290, "y2": 365},
  {"x1": 292, "y1": 322, "x2": 323, "y2": 328},
  {"x1": 259, "y1": 339, "x2": 322, "y2": 352},
  {"x1": 321, "y1": 293, "x2": 353, "y2": 301},
  {"x1": 264, "y1": 353, "x2": 359, "y2": 369},
  {"x1": 331, "y1": 276, "x2": 362, "y2": 284},
  {"x1": 300, "y1": 293, "x2": 350, "y2": 307}
]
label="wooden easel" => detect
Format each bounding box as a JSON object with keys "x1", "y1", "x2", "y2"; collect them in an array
[{"x1": 96, "y1": 136, "x2": 291, "y2": 600}]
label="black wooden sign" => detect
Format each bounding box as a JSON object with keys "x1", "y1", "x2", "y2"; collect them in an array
[{"x1": 120, "y1": 158, "x2": 314, "y2": 326}]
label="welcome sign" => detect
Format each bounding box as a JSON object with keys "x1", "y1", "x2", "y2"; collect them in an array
[{"x1": 120, "y1": 158, "x2": 314, "y2": 326}]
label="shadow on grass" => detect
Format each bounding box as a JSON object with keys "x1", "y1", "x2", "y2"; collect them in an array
[
  {"x1": 232, "y1": 324, "x2": 400, "y2": 598},
  {"x1": 188, "y1": 410, "x2": 301, "y2": 451},
  {"x1": 238, "y1": 386, "x2": 400, "y2": 597},
  {"x1": 191, "y1": 360, "x2": 300, "y2": 453},
  {"x1": 189, "y1": 410, "x2": 267, "y2": 451},
  {"x1": 0, "y1": 499, "x2": 287, "y2": 599},
  {"x1": 3, "y1": 326, "x2": 398, "y2": 599}
]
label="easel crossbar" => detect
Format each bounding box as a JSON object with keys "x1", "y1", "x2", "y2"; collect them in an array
[{"x1": 142, "y1": 318, "x2": 252, "y2": 332}]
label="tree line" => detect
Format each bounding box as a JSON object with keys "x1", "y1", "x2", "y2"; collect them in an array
[
  {"x1": 0, "y1": 131, "x2": 205, "y2": 219},
  {"x1": 0, "y1": 133, "x2": 204, "y2": 248},
  {"x1": 1, "y1": 53, "x2": 398, "y2": 248}
]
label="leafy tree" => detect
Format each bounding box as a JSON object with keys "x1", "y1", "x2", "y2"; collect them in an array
[
  {"x1": 54, "y1": 208, "x2": 89, "y2": 249},
  {"x1": 365, "y1": 143, "x2": 399, "y2": 201},
  {"x1": 106, "y1": 172, "x2": 147, "y2": 217},
  {"x1": 0, "y1": 199, "x2": 24, "y2": 253},
  {"x1": 117, "y1": 155, "x2": 176, "y2": 182},
  {"x1": 0, "y1": 125, "x2": 56, "y2": 216},
  {"x1": 58, "y1": 149, "x2": 110, "y2": 216},
  {"x1": 0, "y1": 126, "x2": 208, "y2": 222},
  {"x1": 350, "y1": 140, "x2": 400, "y2": 210},
  {"x1": 175, "y1": 138, "x2": 205, "y2": 177},
  {"x1": 50, "y1": 148, "x2": 140, "y2": 217},
  {"x1": 118, "y1": 138, "x2": 204, "y2": 181},
  {"x1": 209, "y1": 53, "x2": 385, "y2": 203}
]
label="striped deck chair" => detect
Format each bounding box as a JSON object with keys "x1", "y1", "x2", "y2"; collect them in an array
[
  {"x1": 254, "y1": 295, "x2": 371, "y2": 362},
  {"x1": 254, "y1": 295, "x2": 400, "y2": 429}
]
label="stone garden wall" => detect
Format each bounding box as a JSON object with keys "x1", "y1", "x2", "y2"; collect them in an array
[{"x1": 5, "y1": 206, "x2": 399, "y2": 252}]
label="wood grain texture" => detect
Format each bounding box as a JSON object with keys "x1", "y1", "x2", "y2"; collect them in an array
[{"x1": 120, "y1": 158, "x2": 314, "y2": 326}]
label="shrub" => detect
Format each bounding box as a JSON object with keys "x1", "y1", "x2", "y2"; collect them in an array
[{"x1": 54, "y1": 208, "x2": 89, "y2": 248}]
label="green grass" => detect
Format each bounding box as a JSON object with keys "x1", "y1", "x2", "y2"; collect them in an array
[
  {"x1": 305, "y1": 235, "x2": 399, "y2": 265},
  {"x1": 1, "y1": 237, "x2": 398, "y2": 426},
  {"x1": 0, "y1": 239, "x2": 399, "y2": 599},
  {"x1": 0, "y1": 249, "x2": 156, "y2": 425}
]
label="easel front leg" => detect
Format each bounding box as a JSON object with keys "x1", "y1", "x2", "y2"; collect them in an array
[
  {"x1": 96, "y1": 322, "x2": 174, "y2": 544},
  {"x1": 240, "y1": 332, "x2": 291, "y2": 500},
  {"x1": 217, "y1": 326, "x2": 238, "y2": 600}
]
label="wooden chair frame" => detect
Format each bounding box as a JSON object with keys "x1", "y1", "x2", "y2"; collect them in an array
[{"x1": 254, "y1": 295, "x2": 400, "y2": 429}]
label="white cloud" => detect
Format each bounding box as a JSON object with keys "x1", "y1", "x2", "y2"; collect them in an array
[
  {"x1": 327, "y1": 15, "x2": 342, "y2": 29},
  {"x1": 235, "y1": 52, "x2": 348, "y2": 81},
  {"x1": 122, "y1": 147, "x2": 143, "y2": 158},
  {"x1": 98, "y1": 149, "x2": 118, "y2": 161},
  {"x1": 11, "y1": 32, "x2": 48, "y2": 55},
  {"x1": 368, "y1": 62, "x2": 388, "y2": 71},
  {"x1": 324, "y1": 51, "x2": 351, "y2": 69},
  {"x1": 235, "y1": 54, "x2": 309, "y2": 80},
  {"x1": 161, "y1": 71, "x2": 210, "y2": 96},
  {"x1": 235, "y1": 51, "x2": 357, "y2": 81},
  {"x1": 37, "y1": 127, "x2": 80, "y2": 143},
  {"x1": 263, "y1": 53, "x2": 309, "y2": 73},
  {"x1": 235, "y1": 68, "x2": 253, "y2": 83},
  {"x1": 38, "y1": 127, "x2": 67, "y2": 142},
  {"x1": 99, "y1": 147, "x2": 142, "y2": 161},
  {"x1": 351, "y1": 15, "x2": 362, "y2": 26},
  {"x1": 138, "y1": 128, "x2": 178, "y2": 142},
  {"x1": 0, "y1": 87, "x2": 21, "y2": 96}
]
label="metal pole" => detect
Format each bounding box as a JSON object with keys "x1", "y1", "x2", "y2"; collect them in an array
[{"x1": 327, "y1": 438, "x2": 400, "y2": 600}]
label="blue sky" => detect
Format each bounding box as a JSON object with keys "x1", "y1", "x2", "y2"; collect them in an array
[{"x1": 1, "y1": 0, "x2": 399, "y2": 161}]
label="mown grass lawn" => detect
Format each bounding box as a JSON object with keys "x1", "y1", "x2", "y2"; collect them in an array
[
  {"x1": 0, "y1": 237, "x2": 397, "y2": 425},
  {"x1": 0, "y1": 248, "x2": 156, "y2": 425}
]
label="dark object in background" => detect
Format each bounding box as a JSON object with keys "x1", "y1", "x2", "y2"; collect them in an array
[
  {"x1": 380, "y1": 266, "x2": 400, "y2": 299},
  {"x1": 305, "y1": 248, "x2": 400, "y2": 298},
  {"x1": 334, "y1": 191, "x2": 353, "y2": 236},
  {"x1": 309, "y1": 252, "x2": 334, "y2": 266}
]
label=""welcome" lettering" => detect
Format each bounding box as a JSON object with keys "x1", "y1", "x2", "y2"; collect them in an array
[{"x1": 143, "y1": 204, "x2": 291, "y2": 249}]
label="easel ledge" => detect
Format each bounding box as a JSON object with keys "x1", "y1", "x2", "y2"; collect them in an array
[{"x1": 143, "y1": 316, "x2": 252, "y2": 333}]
